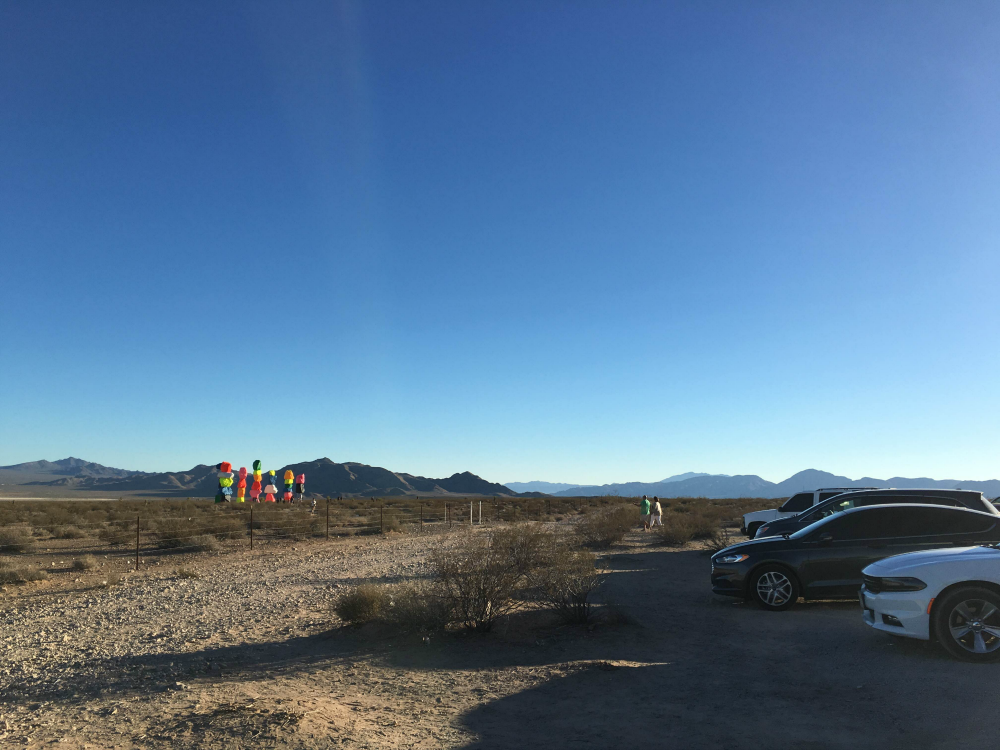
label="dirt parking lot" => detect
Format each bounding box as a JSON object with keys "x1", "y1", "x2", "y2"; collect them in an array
[{"x1": 1, "y1": 530, "x2": 995, "y2": 749}]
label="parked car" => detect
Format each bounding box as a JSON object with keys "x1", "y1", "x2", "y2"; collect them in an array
[
  {"x1": 753, "y1": 489, "x2": 999, "y2": 539},
  {"x1": 711, "y1": 504, "x2": 1000, "y2": 611},
  {"x1": 861, "y1": 545, "x2": 1000, "y2": 661},
  {"x1": 741, "y1": 487, "x2": 879, "y2": 538}
]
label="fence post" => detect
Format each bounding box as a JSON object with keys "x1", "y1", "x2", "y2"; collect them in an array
[
  {"x1": 135, "y1": 514, "x2": 140, "y2": 570},
  {"x1": 326, "y1": 497, "x2": 330, "y2": 540},
  {"x1": 470, "y1": 500, "x2": 473, "y2": 528},
  {"x1": 478, "y1": 500, "x2": 482, "y2": 525},
  {"x1": 420, "y1": 503, "x2": 423, "y2": 529},
  {"x1": 250, "y1": 505, "x2": 254, "y2": 550},
  {"x1": 380, "y1": 505, "x2": 384, "y2": 534},
  {"x1": 447, "y1": 503, "x2": 451, "y2": 529}
]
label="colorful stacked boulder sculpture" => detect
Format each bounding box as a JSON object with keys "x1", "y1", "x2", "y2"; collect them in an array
[
  {"x1": 295, "y1": 474, "x2": 306, "y2": 502},
  {"x1": 216, "y1": 461, "x2": 234, "y2": 503},
  {"x1": 283, "y1": 470, "x2": 295, "y2": 503},
  {"x1": 235, "y1": 467, "x2": 247, "y2": 503},
  {"x1": 264, "y1": 470, "x2": 278, "y2": 502},
  {"x1": 249, "y1": 460, "x2": 263, "y2": 502}
]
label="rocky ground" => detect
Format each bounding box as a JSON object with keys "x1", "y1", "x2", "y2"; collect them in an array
[{"x1": 3, "y1": 529, "x2": 999, "y2": 749}]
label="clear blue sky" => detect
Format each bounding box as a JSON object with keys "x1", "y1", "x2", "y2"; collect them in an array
[{"x1": 2, "y1": 1, "x2": 998, "y2": 484}]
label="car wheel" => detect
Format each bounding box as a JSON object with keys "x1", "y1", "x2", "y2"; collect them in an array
[
  {"x1": 749, "y1": 565, "x2": 799, "y2": 611},
  {"x1": 746, "y1": 523, "x2": 762, "y2": 539},
  {"x1": 933, "y1": 586, "x2": 1000, "y2": 662}
]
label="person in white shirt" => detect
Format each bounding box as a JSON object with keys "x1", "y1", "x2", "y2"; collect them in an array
[{"x1": 651, "y1": 497, "x2": 663, "y2": 527}]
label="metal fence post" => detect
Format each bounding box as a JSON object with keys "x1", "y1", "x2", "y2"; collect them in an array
[
  {"x1": 250, "y1": 505, "x2": 254, "y2": 550},
  {"x1": 478, "y1": 500, "x2": 482, "y2": 525},
  {"x1": 470, "y1": 500, "x2": 473, "y2": 527},
  {"x1": 135, "y1": 514, "x2": 140, "y2": 570},
  {"x1": 380, "y1": 505, "x2": 384, "y2": 534},
  {"x1": 420, "y1": 503, "x2": 423, "y2": 529},
  {"x1": 326, "y1": 497, "x2": 330, "y2": 540},
  {"x1": 447, "y1": 503, "x2": 451, "y2": 529}
]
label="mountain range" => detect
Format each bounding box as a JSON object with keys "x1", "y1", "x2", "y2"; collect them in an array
[
  {"x1": 504, "y1": 473, "x2": 715, "y2": 494},
  {"x1": 0, "y1": 458, "x2": 515, "y2": 498},
  {"x1": 551, "y1": 469, "x2": 1000, "y2": 499}
]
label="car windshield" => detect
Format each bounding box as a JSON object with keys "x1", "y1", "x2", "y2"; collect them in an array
[{"x1": 789, "y1": 514, "x2": 836, "y2": 539}]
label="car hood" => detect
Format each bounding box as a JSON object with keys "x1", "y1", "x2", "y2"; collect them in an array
[
  {"x1": 863, "y1": 545, "x2": 1000, "y2": 576},
  {"x1": 713, "y1": 536, "x2": 790, "y2": 557}
]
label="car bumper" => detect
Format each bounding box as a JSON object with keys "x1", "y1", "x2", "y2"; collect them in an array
[
  {"x1": 711, "y1": 565, "x2": 747, "y2": 598},
  {"x1": 859, "y1": 586, "x2": 931, "y2": 641}
]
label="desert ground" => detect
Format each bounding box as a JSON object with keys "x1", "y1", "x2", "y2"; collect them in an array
[{"x1": 2, "y1": 527, "x2": 998, "y2": 749}]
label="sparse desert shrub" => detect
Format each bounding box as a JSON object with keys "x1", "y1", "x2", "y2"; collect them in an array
[
  {"x1": 687, "y1": 512, "x2": 720, "y2": 540},
  {"x1": 532, "y1": 544, "x2": 605, "y2": 624},
  {"x1": 175, "y1": 567, "x2": 200, "y2": 579},
  {"x1": 154, "y1": 517, "x2": 191, "y2": 548},
  {"x1": 0, "y1": 560, "x2": 48, "y2": 584},
  {"x1": 381, "y1": 514, "x2": 402, "y2": 533},
  {"x1": 704, "y1": 526, "x2": 734, "y2": 554},
  {"x1": 73, "y1": 554, "x2": 98, "y2": 571},
  {"x1": 98, "y1": 572, "x2": 122, "y2": 587},
  {"x1": 204, "y1": 513, "x2": 246, "y2": 540},
  {"x1": 335, "y1": 584, "x2": 392, "y2": 625},
  {"x1": 99, "y1": 522, "x2": 133, "y2": 546},
  {"x1": 0, "y1": 524, "x2": 35, "y2": 553},
  {"x1": 658, "y1": 516, "x2": 695, "y2": 546},
  {"x1": 432, "y1": 525, "x2": 548, "y2": 631},
  {"x1": 187, "y1": 534, "x2": 220, "y2": 552},
  {"x1": 53, "y1": 525, "x2": 88, "y2": 539},
  {"x1": 575, "y1": 505, "x2": 636, "y2": 549}
]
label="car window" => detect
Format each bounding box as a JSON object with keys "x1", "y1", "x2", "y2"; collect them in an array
[
  {"x1": 816, "y1": 508, "x2": 894, "y2": 540},
  {"x1": 779, "y1": 493, "x2": 813, "y2": 513},
  {"x1": 803, "y1": 498, "x2": 856, "y2": 524},
  {"x1": 818, "y1": 492, "x2": 842, "y2": 503},
  {"x1": 896, "y1": 507, "x2": 996, "y2": 536}
]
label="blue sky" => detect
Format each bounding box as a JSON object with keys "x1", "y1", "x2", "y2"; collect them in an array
[{"x1": 2, "y1": 1, "x2": 998, "y2": 484}]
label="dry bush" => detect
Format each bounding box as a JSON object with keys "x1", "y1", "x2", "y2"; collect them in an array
[
  {"x1": 687, "y1": 512, "x2": 720, "y2": 540},
  {"x1": 204, "y1": 513, "x2": 246, "y2": 540},
  {"x1": 381, "y1": 515, "x2": 402, "y2": 533},
  {"x1": 98, "y1": 572, "x2": 122, "y2": 587},
  {"x1": 73, "y1": 554, "x2": 98, "y2": 571},
  {"x1": 53, "y1": 525, "x2": 88, "y2": 539},
  {"x1": 658, "y1": 516, "x2": 695, "y2": 546},
  {"x1": 704, "y1": 527, "x2": 734, "y2": 554},
  {"x1": 432, "y1": 524, "x2": 548, "y2": 631},
  {"x1": 532, "y1": 544, "x2": 605, "y2": 624},
  {"x1": 575, "y1": 505, "x2": 636, "y2": 549},
  {"x1": 175, "y1": 567, "x2": 200, "y2": 579},
  {"x1": 0, "y1": 524, "x2": 35, "y2": 553},
  {"x1": 335, "y1": 584, "x2": 391, "y2": 625},
  {"x1": 99, "y1": 522, "x2": 133, "y2": 546},
  {"x1": 154, "y1": 517, "x2": 192, "y2": 548},
  {"x1": 187, "y1": 534, "x2": 221, "y2": 552},
  {"x1": 0, "y1": 560, "x2": 48, "y2": 584}
]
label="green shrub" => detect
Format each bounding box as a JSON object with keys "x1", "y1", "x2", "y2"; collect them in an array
[
  {"x1": 0, "y1": 524, "x2": 35, "y2": 553},
  {"x1": 575, "y1": 505, "x2": 635, "y2": 549}
]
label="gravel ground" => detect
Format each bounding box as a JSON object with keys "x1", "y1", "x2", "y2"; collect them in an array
[{"x1": 3, "y1": 530, "x2": 998, "y2": 749}]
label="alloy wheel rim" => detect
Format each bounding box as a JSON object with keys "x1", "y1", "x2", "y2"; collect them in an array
[
  {"x1": 948, "y1": 599, "x2": 1000, "y2": 654},
  {"x1": 756, "y1": 571, "x2": 793, "y2": 606}
]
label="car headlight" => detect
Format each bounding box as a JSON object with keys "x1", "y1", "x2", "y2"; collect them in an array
[
  {"x1": 714, "y1": 553, "x2": 749, "y2": 564},
  {"x1": 878, "y1": 577, "x2": 927, "y2": 592},
  {"x1": 757, "y1": 525, "x2": 770, "y2": 535}
]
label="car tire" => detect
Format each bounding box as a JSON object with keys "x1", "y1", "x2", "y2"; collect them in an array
[
  {"x1": 932, "y1": 586, "x2": 1000, "y2": 662},
  {"x1": 749, "y1": 565, "x2": 799, "y2": 611},
  {"x1": 746, "y1": 523, "x2": 762, "y2": 539}
]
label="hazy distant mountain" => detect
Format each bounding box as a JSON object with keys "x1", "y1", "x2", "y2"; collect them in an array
[
  {"x1": 505, "y1": 481, "x2": 582, "y2": 494},
  {"x1": 0, "y1": 457, "x2": 139, "y2": 486},
  {"x1": 8, "y1": 457, "x2": 517, "y2": 498},
  {"x1": 554, "y1": 469, "x2": 1000, "y2": 499},
  {"x1": 659, "y1": 472, "x2": 718, "y2": 483}
]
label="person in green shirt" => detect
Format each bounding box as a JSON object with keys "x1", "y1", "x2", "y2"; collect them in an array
[{"x1": 639, "y1": 495, "x2": 651, "y2": 531}]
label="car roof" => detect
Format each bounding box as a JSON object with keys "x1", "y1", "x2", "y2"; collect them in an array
[
  {"x1": 842, "y1": 488, "x2": 983, "y2": 499},
  {"x1": 838, "y1": 503, "x2": 992, "y2": 516}
]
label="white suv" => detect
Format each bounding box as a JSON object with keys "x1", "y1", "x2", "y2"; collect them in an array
[
  {"x1": 741, "y1": 487, "x2": 879, "y2": 538},
  {"x1": 861, "y1": 543, "x2": 1000, "y2": 661}
]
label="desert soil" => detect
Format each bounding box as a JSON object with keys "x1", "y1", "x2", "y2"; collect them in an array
[{"x1": 1, "y1": 530, "x2": 997, "y2": 749}]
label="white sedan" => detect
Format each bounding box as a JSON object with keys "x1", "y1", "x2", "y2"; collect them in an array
[{"x1": 860, "y1": 544, "x2": 1000, "y2": 661}]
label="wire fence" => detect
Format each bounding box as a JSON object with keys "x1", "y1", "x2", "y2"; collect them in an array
[{"x1": 0, "y1": 496, "x2": 585, "y2": 571}]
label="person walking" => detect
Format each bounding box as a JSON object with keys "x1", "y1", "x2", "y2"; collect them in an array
[
  {"x1": 639, "y1": 495, "x2": 651, "y2": 531},
  {"x1": 651, "y1": 497, "x2": 663, "y2": 527}
]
